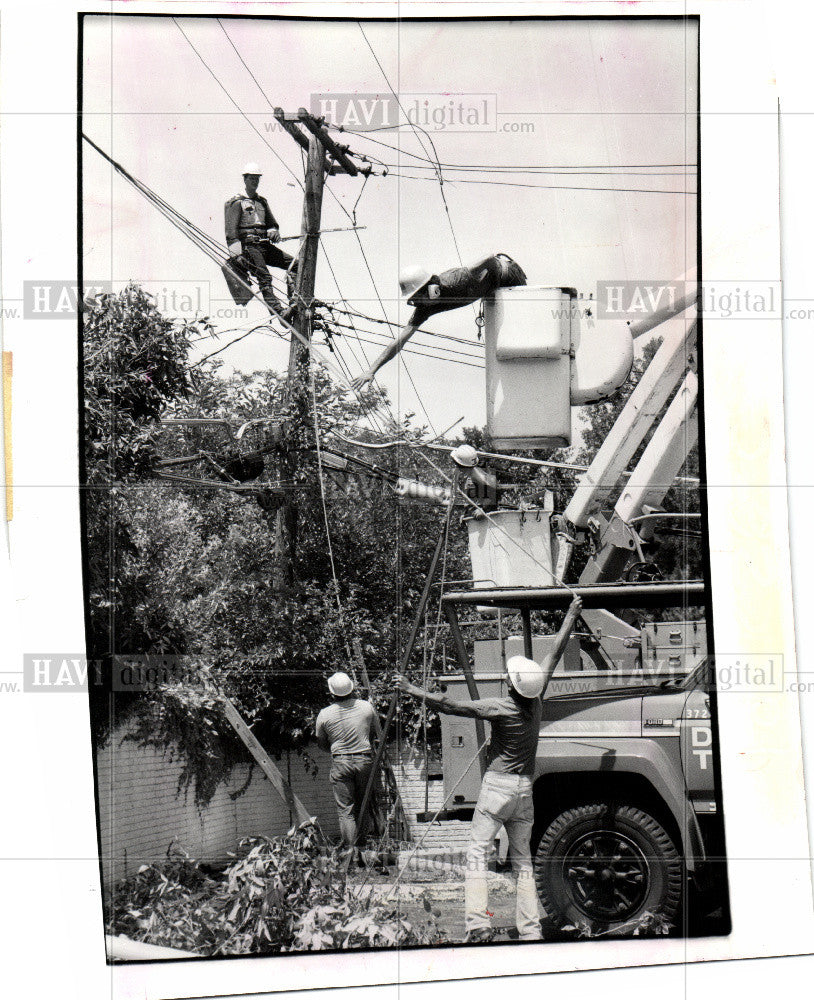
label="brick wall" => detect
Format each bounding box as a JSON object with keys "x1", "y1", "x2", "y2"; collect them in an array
[
  {"x1": 96, "y1": 725, "x2": 338, "y2": 892},
  {"x1": 388, "y1": 747, "x2": 472, "y2": 854},
  {"x1": 96, "y1": 732, "x2": 471, "y2": 895}
]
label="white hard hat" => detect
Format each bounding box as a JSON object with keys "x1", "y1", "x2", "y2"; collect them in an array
[
  {"x1": 242, "y1": 162, "x2": 262, "y2": 176},
  {"x1": 399, "y1": 265, "x2": 432, "y2": 299},
  {"x1": 506, "y1": 655, "x2": 545, "y2": 699},
  {"x1": 450, "y1": 443, "x2": 479, "y2": 468},
  {"x1": 327, "y1": 671, "x2": 354, "y2": 697}
]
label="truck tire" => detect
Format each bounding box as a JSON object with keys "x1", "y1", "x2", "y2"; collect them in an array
[{"x1": 534, "y1": 803, "x2": 683, "y2": 934}]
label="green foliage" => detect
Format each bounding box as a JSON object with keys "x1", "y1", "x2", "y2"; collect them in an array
[
  {"x1": 109, "y1": 828, "x2": 443, "y2": 955},
  {"x1": 120, "y1": 672, "x2": 248, "y2": 808},
  {"x1": 561, "y1": 909, "x2": 673, "y2": 938},
  {"x1": 83, "y1": 285, "x2": 210, "y2": 745},
  {"x1": 83, "y1": 283, "x2": 201, "y2": 483}
]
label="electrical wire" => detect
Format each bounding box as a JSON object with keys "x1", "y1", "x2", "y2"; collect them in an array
[
  {"x1": 373, "y1": 163, "x2": 696, "y2": 177},
  {"x1": 130, "y1": 23, "x2": 397, "y2": 438},
  {"x1": 384, "y1": 172, "x2": 696, "y2": 195},
  {"x1": 172, "y1": 18, "x2": 305, "y2": 194},
  {"x1": 414, "y1": 446, "x2": 580, "y2": 594},
  {"x1": 321, "y1": 302, "x2": 484, "y2": 351},
  {"x1": 193, "y1": 322, "x2": 277, "y2": 365},
  {"x1": 332, "y1": 431, "x2": 701, "y2": 486},
  {"x1": 328, "y1": 127, "x2": 698, "y2": 172},
  {"x1": 322, "y1": 319, "x2": 484, "y2": 364}
]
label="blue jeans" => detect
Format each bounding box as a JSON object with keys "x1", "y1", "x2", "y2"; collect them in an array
[{"x1": 465, "y1": 771, "x2": 542, "y2": 940}]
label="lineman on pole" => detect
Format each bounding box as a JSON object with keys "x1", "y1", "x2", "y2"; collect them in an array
[
  {"x1": 225, "y1": 163, "x2": 299, "y2": 317},
  {"x1": 396, "y1": 595, "x2": 582, "y2": 943},
  {"x1": 350, "y1": 253, "x2": 527, "y2": 390}
]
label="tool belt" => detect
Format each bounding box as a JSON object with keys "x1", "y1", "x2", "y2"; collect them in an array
[{"x1": 240, "y1": 230, "x2": 270, "y2": 245}]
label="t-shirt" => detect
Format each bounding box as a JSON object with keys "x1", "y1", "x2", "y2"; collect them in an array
[
  {"x1": 457, "y1": 695, "x2": 542, "y2": 776},
  {"x1": 315, "y1": 698, "x2": 375, "y2": 755}
]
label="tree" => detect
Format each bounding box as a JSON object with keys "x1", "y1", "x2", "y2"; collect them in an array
[
  {"x1": 83, "y1": 285, "x2": 204, "y2": 743},
  {"x1": 82, "y1": 288, "x2": 469, "y2": 799}
]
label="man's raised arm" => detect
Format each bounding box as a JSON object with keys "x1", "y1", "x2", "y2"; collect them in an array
[{"x1": 539, "y1": 595, "x2": 583, "y2": 695}]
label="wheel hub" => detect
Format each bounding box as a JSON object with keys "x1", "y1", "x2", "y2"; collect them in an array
[{"x1": 562, "y1": 831, "x2": 650, "y2": 921}]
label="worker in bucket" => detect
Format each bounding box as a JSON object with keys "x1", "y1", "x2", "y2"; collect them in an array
[
  {"x1": 350, "y1": 253, "x2": 526, "y2": 390},
  {"x1": 396, "y1": 595, "x2": 582, "y2": 944},
  {"x1": 315, "y1": 671, "x2": 378, "y2": 857},
  {"x1": 225, "y1": 163, "x2": 299, "y2": 317}
]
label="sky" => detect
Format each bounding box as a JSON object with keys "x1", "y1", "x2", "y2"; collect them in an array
[{"x1": 82, "y1": 14, "x2": 698, "y2": 438}]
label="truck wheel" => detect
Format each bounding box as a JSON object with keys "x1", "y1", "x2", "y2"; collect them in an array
[{"x1": 535, "y1": 804, "x2": 683, "y2": 934}]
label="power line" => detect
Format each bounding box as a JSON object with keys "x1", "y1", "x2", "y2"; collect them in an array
[
  {"x1": 322, "y1": 323, "x2": 485, "y2": 369},
  {"x1": 329, "y1": 126, "x2": 697, "y2": 171},
  {"x1": 193, "y1": 322, "x2": 277, "y2": 365},
  {"x1": 216, "y1": 19, "x2": 277, "y2": 110},
  {"x1": 373, "y1": 162, "x2": 695, "y2": 177},
  {"x1": 357, "y1": 24, "x2": 441, "y2": 176},
  {"x1": 322, "y1": 302, "x2": 485, "y2": 351},
  {"x1": 172, "y1": 18, "x2": 305, "y2": 193},
  {"x1": 384, "y1": 172, "x2": 696, "y2": 195},
  {"x1": 356, "y1": 23, "x2": 471, "y2": 430},
  {"x1": 322, "y1": 317, "x2": 483, "y2": 362},
  {"x1": 355, "y1": 23, "x2": 466, "y2": 269},
  {"x1": 199, "y1": 23, "x2": 393, "y2": 439}
]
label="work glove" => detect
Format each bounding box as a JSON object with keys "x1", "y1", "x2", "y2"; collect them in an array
[
  {"x1": 227, "y1": 241, "x2": 243, "y2": 258},
  {"x1": 267, "y1": 227, "x2": 281, "y2": 244}
]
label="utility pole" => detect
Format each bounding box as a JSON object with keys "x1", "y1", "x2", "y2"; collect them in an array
[{"x1": 271, "y1": 109, "x2": 370, "y2": 591}]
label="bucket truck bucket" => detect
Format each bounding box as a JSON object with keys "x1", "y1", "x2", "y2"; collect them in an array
[
  {"x1": 484, "y1": 286, "x2": 577, "y2": 449},
  {"x1": 465, "y1": 508, "x2": 555, "y2": 590}
]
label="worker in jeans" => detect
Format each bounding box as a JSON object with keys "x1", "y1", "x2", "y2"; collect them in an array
[
  {"x1": 225, "y1": 162, "x2": 299, "y2": 316},
  {"x1": 396, "y1": 595, "x2": 582, "y2": 943},
  {"x1": 350, "y1": 253, "x2": 526, "y2": 390},
  {"x1": 315, "y1": 672, "x2": 377, "y2": 853}
]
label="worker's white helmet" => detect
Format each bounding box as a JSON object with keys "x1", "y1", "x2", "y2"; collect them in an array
[
  {"x1": 327, "y1": 671, "x2": 354, "y2": 697},
  {"x1": 399, "y1": 265, "x2": 432, "y2": 299},
  {"x1": 242, "y1": 162, "x2": 262, "y2": 176},
  {"x1": 450, "y1": 443, "x2": 479, "y2": 468},
  {"x1": 506, "y1": 655, "x2": 545, "y2": 699}
]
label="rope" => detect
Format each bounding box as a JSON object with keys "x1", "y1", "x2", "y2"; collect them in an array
[
  {"x1": 418, "y1": 476, "x2": 456, "y2": 803},
  {"x1": 309, "y1": 368, "x2": 357, "y2": 683}
]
